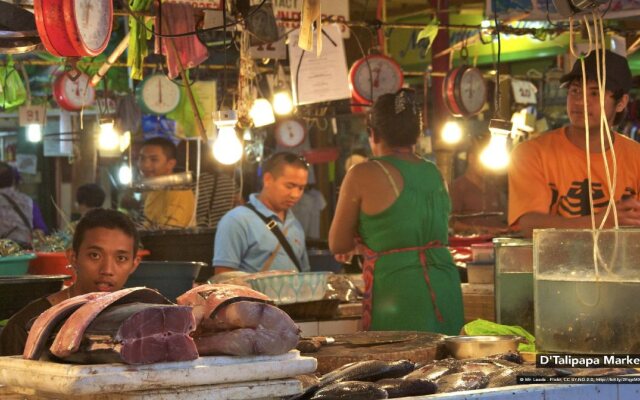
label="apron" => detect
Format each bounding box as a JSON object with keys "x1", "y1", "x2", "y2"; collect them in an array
[{"x1": 358, "y1": 239, "x2": 445, "y2": 331}]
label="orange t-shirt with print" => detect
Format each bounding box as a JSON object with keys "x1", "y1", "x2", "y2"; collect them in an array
[{"x1": 508, "y1": 127, "x2": 640, "y2": 226}]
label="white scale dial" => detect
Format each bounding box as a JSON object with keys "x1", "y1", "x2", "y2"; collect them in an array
[
  {"x1": 276, "y1": 119, "x2": 306, "y2": 148},
  {"x1": 458, "y1": 67, "x2": 486, "y2": 115},
  {"x1": 74, "y1": 0, "x2": 112, "y2": 53},
  {"x1": 141, "y1": 74, "x2": 181, "y2": 115},
  {"x1": 351, "y1": 56, "x2": 404, "y2": 103},
  {"x1": 61, "y1": 73, "x2": 95, "y2": 109}
]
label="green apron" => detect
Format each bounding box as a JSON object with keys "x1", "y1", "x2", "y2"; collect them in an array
[{"x1": 358, "y1": 156, "x2": 464, "y2": 335}]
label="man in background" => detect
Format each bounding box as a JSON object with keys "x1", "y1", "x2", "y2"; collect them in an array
[
  {"x1": 509, "y1": 50, "x2": 640, "y2": 237},
  {"x1": 137, "y1": 137, "x2": 194, "y2": 228},
  {"x1": 0, "y1": 209, "x2": 141, "y2": 355},
  {"x1": 0, "y1": 161, "x2": 38, "y2": 246},
  {"x1": 213, "y1": 152, "x2": 310, "y2": 274},
  {"x1": 76, "y1": 183, "x2": 106, "y2": 218}
]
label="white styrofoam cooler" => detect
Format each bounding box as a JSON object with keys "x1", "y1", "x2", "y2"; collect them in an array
[{"x1": 0, "y1": 350, "x2": 316, "y2": 397}]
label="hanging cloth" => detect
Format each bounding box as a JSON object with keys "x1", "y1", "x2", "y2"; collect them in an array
[{"x1": 127, "y1": 0, "x2": 154, "y2": 80}]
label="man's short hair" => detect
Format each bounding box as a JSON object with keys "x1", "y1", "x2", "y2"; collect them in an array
[
  {"x1": 72, "y1": 209, "x2": 139, "y2": 256},
  {"x1": 76, "y1": 184, "x2": 106, "y2": 208},
  {"x1": 263, "y1": 152, "x2": 309, "y2": 177},
  {"x1": 0, "y1": 162, "x2": 16, "y2": 189},
  {"x1": 141, "y1": 137, "x2": 177, "y2": 160}
]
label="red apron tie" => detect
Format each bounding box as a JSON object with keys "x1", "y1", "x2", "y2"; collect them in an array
[{"x1": 357, "y1": 239, "x2": 445, "y2": 331}]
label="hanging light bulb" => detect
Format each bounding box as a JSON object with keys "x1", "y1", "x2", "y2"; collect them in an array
[
  {"x1": 118, "y1": 164, "x2": 132, "y2": 185},
  {"x1": 441, "y1": 121, "x2": 463, "y2": 145},
  {"x1": 120, "y1": 130, "x2": 131, "y2": 153},
  {"x1": 26, "y1": 124, "x2": 42, "y2": 143},
  {"x1": 243, "y1": 128, "x2": 252, "y2": 141},
  {"x1": 273, "y1": 90, "x2": 293, "y2": 115},
  {"x1": 480, "y1": 119, "x2": 513, "y2": 170},
  {"x1": 249, "y1": 98, "x2": 275, "y2": 127},
  {"x1": 98, "y1": 119, "x2": 120, "y2": 152},
  {"x1": 213, "y1": 110, "x2": 243, "y2": 165}
]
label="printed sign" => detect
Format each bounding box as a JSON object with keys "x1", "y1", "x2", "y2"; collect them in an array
[{"x1": 18, "y1": 105, "x2": 46, "y2": 127}]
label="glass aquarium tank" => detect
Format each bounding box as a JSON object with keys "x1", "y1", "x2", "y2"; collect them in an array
[
  {"x1": 534, "y1": 229, "x2": 640, "y2": 354},
  {"x1": 494, "y1": 238, "x2": 533, "y2": 333}
]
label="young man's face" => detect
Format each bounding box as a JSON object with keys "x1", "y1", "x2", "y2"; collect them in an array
[
  {"x1": 137, "y1": 145, "x2": 176, "y2": 178},
  {"x1": 262, "y1": 165, "x2": 308, "y2": 213},
  {"x1": 566, "y1": 80, "x2": 628, "y2": 131},
  {"x1": 67, "y1": 227, "x2": 140, "y2": 294}
]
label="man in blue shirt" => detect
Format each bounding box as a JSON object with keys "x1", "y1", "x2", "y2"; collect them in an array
[{"x1": 213, "y1": 152, "x2": 311, "y2": 273}]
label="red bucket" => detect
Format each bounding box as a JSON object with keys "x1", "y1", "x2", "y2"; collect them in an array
[
  {"x1": 28, "y1": 250, "x2": 150, "y2": 286},
  {"x1": 28, "y1": 252, "x2": 74, "y2": 285}
]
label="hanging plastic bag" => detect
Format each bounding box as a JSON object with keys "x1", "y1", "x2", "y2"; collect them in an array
[{"x1": 0, "y1": 56, "x2": 27, "y2": 110}]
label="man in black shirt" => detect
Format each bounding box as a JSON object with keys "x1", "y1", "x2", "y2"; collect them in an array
[{"x1": 0, "y1": 209, "x2": 141, "y2": 356}]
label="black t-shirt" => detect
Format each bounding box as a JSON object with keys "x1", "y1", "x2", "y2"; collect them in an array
[{"x1": 0, "y1": 297, "x2": 52, "y2": 356}]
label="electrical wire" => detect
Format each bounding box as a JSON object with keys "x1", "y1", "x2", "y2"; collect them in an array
[
  {"x1": 125, "y1": 0, "x2": 267, "y2": 39},
  {"x1": 492, "y1": 0, "x2": 501, "y2": 117}
]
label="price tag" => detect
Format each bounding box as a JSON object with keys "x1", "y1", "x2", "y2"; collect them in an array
[
  {"x1": 249, "y1": 37, "x2": 287, "y2": 59},
  {"x1": 18, "y1": 105, "x2": 46, "y2": 127},
  {"x1": 511, "y1": 79, "x2": 538, "y2": 105}
]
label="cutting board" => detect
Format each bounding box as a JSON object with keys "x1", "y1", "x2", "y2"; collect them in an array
[
  {"x1": 0, "y1": 351, "x2": 316, "y2": 397},
  {"x1": 304, "y1": 331, "x2": 447, "y2": 375}
]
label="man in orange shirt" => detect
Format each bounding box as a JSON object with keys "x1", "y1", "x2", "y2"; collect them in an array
[{"x1": 509, "y1": 50, "x2": 640, "y2": 237}]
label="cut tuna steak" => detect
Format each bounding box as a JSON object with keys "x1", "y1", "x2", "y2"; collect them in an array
[
  {"x1": 23, "y1": 292, "x2": 109, "y2": 360},
  {"x1": 193, "y1": 301, "x2": 299, "y2": 356},
  {"x1": 50, "y1": 287, "x2": 171, "y2": 358},
  {"x1": 61, "y1": 303, "x2": 198, "y2": 365}
]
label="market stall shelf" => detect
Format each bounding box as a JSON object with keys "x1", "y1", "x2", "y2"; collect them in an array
[{"x1": 0, "y1": 350, "x2": 316, "y2": 398}]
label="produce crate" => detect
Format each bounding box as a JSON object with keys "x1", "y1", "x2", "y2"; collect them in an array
[{"x1": 461, "y1": 283, "x2": 495, "y2": 323}]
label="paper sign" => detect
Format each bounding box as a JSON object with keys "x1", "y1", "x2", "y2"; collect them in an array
[
  {"x1": 288, "y1": 25, "x2": 351, "y2": 106},
  {"x1": 18, "y1": 105, "x2": 46, "y2": 127},
  {"x1": 273, "y1": 0, "x2": 350, "y2": 38},
  {"x1": 165, "y1": 0, "x2": 220, "y2": 9},
  {"x1": 511, "y1": 79, "x2": 538, "y2": 105},
  {"x1": 16, "y1": 154, "x2": 37, "y2": 175},
  {"x1": 250, "y1": 27, "x2": 287, "y2": 59}
]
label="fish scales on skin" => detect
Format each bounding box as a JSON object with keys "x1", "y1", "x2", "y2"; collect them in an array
[
  {"x1": 23, "y1": 292, "x2": 109, "y2": 360},
  {"x1": 404, "y1": 358, "x2": 461, "y2": 381},
  {"x1": 59, "y1": 303, "x2": 198, "y2": 365},
  {"x1": 289, "y1": 360, "x2": 415, "y2": 400},
  {"x1": 436, "y1": 371, "x2": 489, "y2": 393},
  {"x1": 487, "y1": 351, "x2": 524, "y2": 364},
  {"x1": 319, "y1": 360, "x2": 416, "y2": 385},
  {"x1": 376, "y1": 378, "x2": 437, "y2": 398},
  {"x1": 310, "y1": 381, "x2": 388, "y2": 400},
  {"x1": 486, "y1": 368, "x2": 518, "y2": 388},
  {"x1": 50, "y1": 288, "x2": 171, "y2": 358},
  {"x1": 459, "y1": 358, "x2": 521, "y2": 374}
]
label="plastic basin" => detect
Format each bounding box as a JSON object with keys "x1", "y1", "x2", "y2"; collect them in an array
[
  {"x1": 249, "y1": 272, "x2": 331, "y2": 305},
  {"x1": 125, "y1": 261, "x2": 205, "y2": 302},
  {"x1": 0, "y1": 253, "x2": 37, "y2": 276}
]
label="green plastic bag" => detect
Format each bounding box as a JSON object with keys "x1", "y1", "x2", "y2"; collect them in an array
[
  {"x1": 0, "y1": 56, "x2": 27, "y2": 110},
  {"x1": 463, "y1": 319, "x2": 536, "y2": 352}
]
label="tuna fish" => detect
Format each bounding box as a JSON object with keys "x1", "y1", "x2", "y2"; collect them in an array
[
  {"x1": 376, "y1": 378, "x2": 437, "y2": 398},
  {"x1": 436, "y1": 371, "x2": 489, "y2": 393}
]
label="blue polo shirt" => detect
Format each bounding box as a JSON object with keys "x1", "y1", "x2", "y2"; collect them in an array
[{"x1": 213, "y1": 194, "x2": 310, "y2": 272}]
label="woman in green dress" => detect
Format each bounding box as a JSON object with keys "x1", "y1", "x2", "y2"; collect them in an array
[{"x1": 329, "y1": 89, "x2": 464, "y2": 334}]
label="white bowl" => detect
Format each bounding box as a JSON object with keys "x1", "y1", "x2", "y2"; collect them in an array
[{"x1": 248, "y1": 272, "x2": 331, "y2": 305}]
